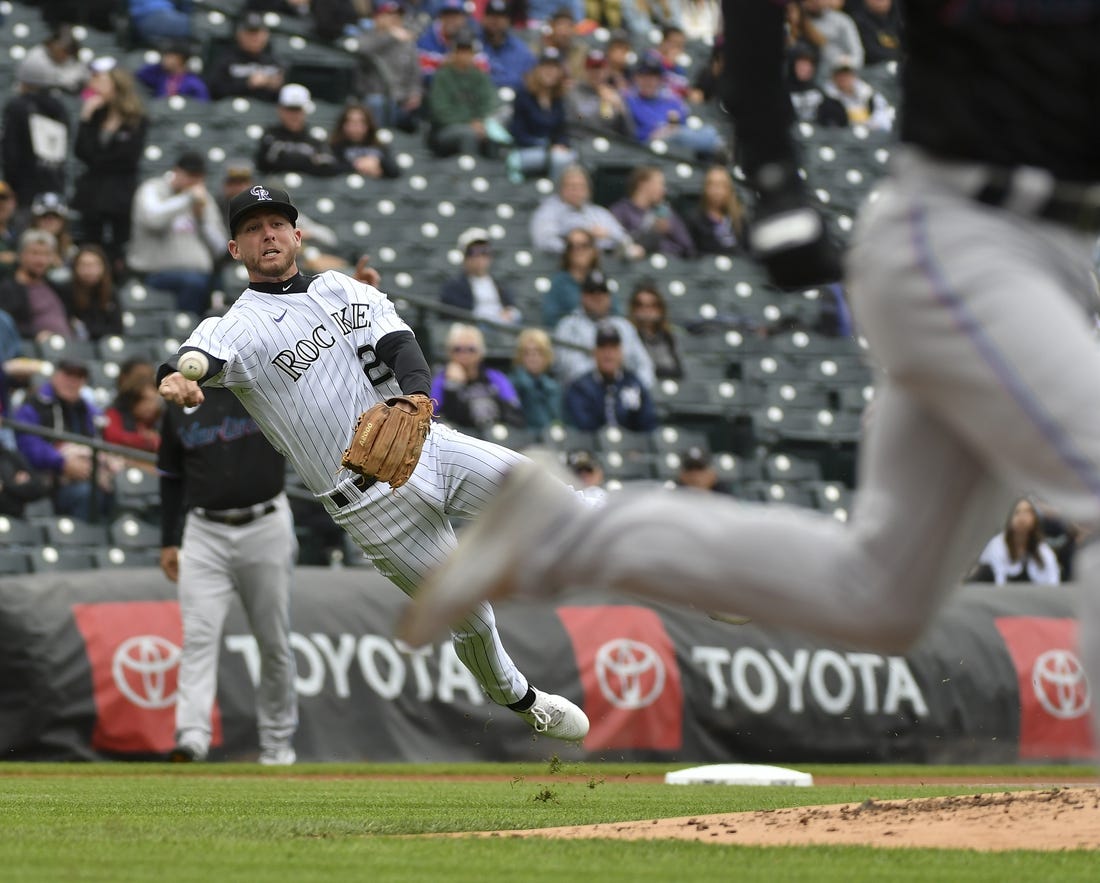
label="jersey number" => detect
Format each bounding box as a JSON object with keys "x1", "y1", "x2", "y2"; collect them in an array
[{"x1": 357, "y1": 343, "x2": 395, "y2": 387}]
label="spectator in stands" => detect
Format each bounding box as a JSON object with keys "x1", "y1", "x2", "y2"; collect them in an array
[
  {"x1": 684, "y1": 164, "x2": 746, "y2": 256},
  {"x1": 530, "y1": 164, "x2": 642, "y2": 257},
  {"x1": 800, "y1": 0, "x2": 863, "y2": 78},
  {"x1": 0, "y1": 230, "x2": 71, "y2": 341},
  {"x1": 246, "y1": 0, "x2": 312, "y2": 17},
  {"x1": 565, "y1": 49, "x2": 635, "y2": 138},
  {"x1": 628, "y1": 279, "x2": 682, "y2": 380},
  {"x1": 0, "y1": 182, "x2": 19, "y2": 279},
  {"x1": 72, "y1": 58, "x2": 147, "y2": 274},
  {"x1": 104, "y1": 373, "x2": 162, "y2": 453},
  {"x1": 431, "y1": 323, "x2": 526, "y2": 432},
  {"x1": 356, "y1": 1, "x2": 423, "y2": 133},
  {"x1": 690, "y1": 39, "x2": 725, "y2": 104},
  {"x1": 849, "y1": 0, "x2": 901, "y2": 65},
  {"x1": 481, "y1": 0, "x2": 536, "y2": 91},
  {"x1": 823, "y1": 59, "x2": 894, "y2": 131},
  {"x1": 128, "y1": 151, "x2": 226, "y2": 315},
  {"x1": 256, "y1": 84, "x2": 342, "y2": 177},
  {"x1": 785, "y1": 0, "x2": 827, "y2": 55},
  {"x1": 529, "y1": 0, "x2": 585, "y2": 28},
  {"x1": 427, "y1": 31, "x2": 500, "y2": 158},
  {"x1": 136, "y1": 39, "x2": 210, "y2": 101},
  {"x1": 130, "y1": 0, "x2": 194, "y2": 45},
  {"x1": 563, "y1": 321, "x2": 658, "y2": 432},
  {"x1": 440, "y1": 228, "x2": 521, "y2": 325},
  {"x1": 604, "y1": 29, "x2": 635, "y2": 92},
  {"x1": 417, "y1": 0, "x2": 486, "y2": 79},
  {"x1": 676, "y1": 445, "x2": 736, "y2": 495},
  {"x1": 15, "y1": 358, "x2": 115, "y2": 520},
  {"x1": 207, "y1": 12, "x2": 285, "y2": 102},
  {"x1": 314, "y1": 0, "x2": 372, "y2": 41},
  {"x1": 620, "y1": 0, "x2": 681, "y2": 41},
  {"x1": 625, "y1": 53, "x2": 725, "y2": 161},
  {"x1": 509, "y1": 327, "x2": 561, "y2": 435},
  {"x1": 565, "y1": 449, "x2": 607, "y2": 503},
  {"x1": 26, "y1": 193, "x2": 77, "y2": 284},
  {"x1": 1, "y1": 56, "x2": 70, "y2": 212},
  {"x1": 0, "y1": 440, "x2": 50, "y2": 518},
  {"x1": 972, "y1": 497, "x2": 1061, "y2": 586},
  {"x1": 680, "y1": 0, "x2": 721, "y2": 42},
  {"x1": 57, "y1": 245, "x2": 124, "y2": 342},
  {"x1": 540, "y1": 8, "x2": 588, "y2": 80},
  {"x1": 786, "y1": 42, "x2": 848, "y2": 126},
  {"x1": 21, "y1": 25, "x2": 86, "y2": 94},
  {"x1": 610, "y1": 166, "x2": 696, "y2": 259},
  {"x1": 329, "y1": 104, "x2": 400, "y2": 179},
  {"x1": 507, "y1": 48, "x2": 577, "y2": 183},
  {"x1": 653, "y1": 25, "x2": 691, "y2": 99},
  {"x1": 543, "y1": 227, "x2": 619, "y2": 328},
  {"x1": 554, "y1": 269, "x2": 655, "y2": 387}
]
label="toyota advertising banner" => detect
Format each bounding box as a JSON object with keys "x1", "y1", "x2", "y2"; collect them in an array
[{"x1": 0, "y1": 569, "x2": 1092, "y2": 762}]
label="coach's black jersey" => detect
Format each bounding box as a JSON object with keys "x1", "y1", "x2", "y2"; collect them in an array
[
  {"x1": 158, "y1": 387, "x2": 286, "y2": 543},
  {"x1": 901, "y1": 0, "x2": 1099, "y2": 181}
]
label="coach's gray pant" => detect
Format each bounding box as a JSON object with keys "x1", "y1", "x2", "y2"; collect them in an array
[{"x1": 176, "y1": 493, "x2": 299, "y2": 756}]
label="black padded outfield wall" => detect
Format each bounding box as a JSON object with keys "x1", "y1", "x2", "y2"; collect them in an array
[{"x1": 0, "y1": 569, "x2": 1091, "y2": 762}]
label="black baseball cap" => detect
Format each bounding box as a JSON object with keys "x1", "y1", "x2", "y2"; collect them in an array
[
  {"x1": 485, "y1": 0, "x2": 510, "y2": 15},
  {"x1": 175, "y1": 150, "x2": 206, "y2": 175},
  {"x1": 581, "y1": 269, "x2": 610, "y2": 293},
  {"x1": 680, "y1": 445, "x2": 711, "y2": 470},
  {"x1": 238, "y1": 11, "x2": 267, "y2": 30},
  {"x1": 228, "y1": 184, "x2": 298, "y2": 236},
  {"x1": 594, "y1": 320, "x2": 621, "y2": 346}
]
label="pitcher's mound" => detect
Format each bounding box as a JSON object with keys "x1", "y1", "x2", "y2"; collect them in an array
[{"x1": 489, "y1": 787, "x2": 1100, "y2": 851}]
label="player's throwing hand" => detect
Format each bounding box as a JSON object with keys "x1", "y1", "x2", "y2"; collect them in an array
[{"x1": 159, "y1": 372, "x2": 205, "y2": 407}]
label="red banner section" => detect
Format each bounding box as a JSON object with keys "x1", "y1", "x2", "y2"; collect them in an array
[
  {"x1": 72, "y1": 601, "x2": 222, "y2": 754},
  {"x1": 557, "y1": 605, "x2": 683, "y2": 751},
  {"x1": 994, "y1": 616, "x2": 1093, "y2": 761}
]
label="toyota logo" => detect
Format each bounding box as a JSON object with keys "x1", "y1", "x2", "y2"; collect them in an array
[
  {"x1": 1032, "y1": 649, "x2": 1090, "y2": 720},
  {"x1": 112, "y1": 635, "x2": 181, "y2": 709},
  {"x1": 594, "y1": 638, "x2": 665, "y2": 710}
]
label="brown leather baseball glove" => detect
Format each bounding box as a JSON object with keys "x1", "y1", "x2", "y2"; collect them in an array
[{"x1": 340, "y1": 394, "x2": 435, "y2": 489}]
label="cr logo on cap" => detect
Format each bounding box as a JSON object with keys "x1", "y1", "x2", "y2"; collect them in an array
[{"x1": 250, "y1": 185, "x2": 271, "y2": 200}]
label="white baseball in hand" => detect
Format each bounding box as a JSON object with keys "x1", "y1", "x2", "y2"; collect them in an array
[{"x1": 177, "y1": 351, "x2": 209, "y2": 381}]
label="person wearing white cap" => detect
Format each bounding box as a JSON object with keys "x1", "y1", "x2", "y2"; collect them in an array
[
  {"x1": 438, "y1": 228, "x2": 521, "y2": 325},
  {"x1": 255, "y1": 85, "x2": 341, "y2": 177},
  {"x1": 1, "y1": 56, "x2": 70, "y2": 209}
]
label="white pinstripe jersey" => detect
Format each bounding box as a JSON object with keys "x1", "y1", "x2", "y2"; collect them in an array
[{"x1": 184, "y1": 271, "x2": 409, "y2": 493}]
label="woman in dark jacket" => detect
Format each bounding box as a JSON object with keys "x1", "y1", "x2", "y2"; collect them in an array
[
  {"x1": 683, "y1": 164, "x2": 746, "y2": 256},
  {"x1": 507, "y1": 48, "x2": 576, "y2": 183},
  {"x1": 72, "y1": 59, "x2": 147, "y2": 273},
  {"x1": 56, "y1": 244, "x2": 123, "y2": 341},
  {"x1": 329, "y1": 104, "x2": 400, "y2": 179}
]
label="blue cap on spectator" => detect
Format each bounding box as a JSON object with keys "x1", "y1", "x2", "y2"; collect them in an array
[
  {"x1": 636, "y1": 52, "x2": 665, "y2": 76},
  {"x1": 594, "y1": 321, "x2": 621, "y2": 346},
  {"x1": 439, "y1": 0, "x2": 466, "y2": 13}
]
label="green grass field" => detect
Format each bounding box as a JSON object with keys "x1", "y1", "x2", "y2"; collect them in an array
[{"x1": 0, "y1": 762, "x2": 1094, "y2": 882}]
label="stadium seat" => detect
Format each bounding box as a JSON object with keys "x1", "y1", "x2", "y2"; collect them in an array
[
  {"x1": 30, "y1": 547, "x2": 98, "y2": 573},
  {"x1": 114, "y1": 467, "x2": 161, "y2": 518},
  {"x1": 94, "y1": 547, "x2": 161, "y2": 569},
  {"x1": 0, "y1": 515, "x2": 44, "y2": 549},
  {"x1": 110, "y1": 516, "x2": 162, "y2": 550},
  {"x1": 41, "y1": 517, "x2": 111, "y2": 549},
  {"x1": 0, "y1": 549, "x2": 32, "y2": 575},
  {"x1": 763, "y1": 452, "x2": 823, "y2": 483}
]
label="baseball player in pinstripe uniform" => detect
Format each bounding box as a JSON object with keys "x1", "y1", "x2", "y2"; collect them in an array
[
  {"x1": 403, "y1": 0, "x2": 1100, "y2": 741},
  {"x1": 158, "y1": 185, "x2": 588, "y2": 743}
]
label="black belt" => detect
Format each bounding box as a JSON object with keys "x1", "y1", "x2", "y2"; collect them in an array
[
  {"x1": 329, "y1": 474, "x2": 376, "y2": 509},
  {"x1": 975, "y1": 171, "x2": 1100, "y2": 232},
  {"x1": 196, "y1": 501, "x2": 277, "y2": 526}
]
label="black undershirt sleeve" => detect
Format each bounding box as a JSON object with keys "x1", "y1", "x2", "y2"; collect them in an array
[
  {"x1": 376, "y1": 330, "x2": 432, "y2": 397},
  {"x1": 159, "y1": 475, "x2": 185, "y2": 548}
]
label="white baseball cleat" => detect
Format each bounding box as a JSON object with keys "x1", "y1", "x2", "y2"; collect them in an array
[
  {"x1": 516, "y1": 689, "x2": 589, "y2": 742},
  {"x1": 258, "y1": 746, "x2": 297, "y2": 766},
  {"x1": 400, "y1": 458, "x2": 578, "y2": 647}
]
